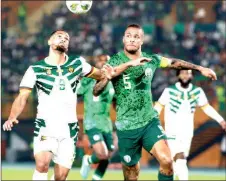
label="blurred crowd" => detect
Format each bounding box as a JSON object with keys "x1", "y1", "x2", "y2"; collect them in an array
[{"x1": 2, "y1": 1, "x2": 226, "y2": 111}]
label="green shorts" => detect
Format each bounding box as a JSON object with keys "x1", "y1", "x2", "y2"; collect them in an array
[
  {"x1": 117, "y1": 117, "x2": 167, "y2": 166},
  {"x1": 86, "y1": 128, "x2": 115, "y2": 151}
]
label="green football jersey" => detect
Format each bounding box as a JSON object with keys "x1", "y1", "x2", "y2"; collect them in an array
[
  {"x1": 108, "y1": 51, "x2": 162, "y2": 131},
  {"x1": 78, "y1": 77, "x2": 114, "y2": 133}
]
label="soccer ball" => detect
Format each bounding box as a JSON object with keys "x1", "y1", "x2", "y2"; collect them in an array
[{"x1": 66, "y1": 1, "x2": 93, "y2": 14}]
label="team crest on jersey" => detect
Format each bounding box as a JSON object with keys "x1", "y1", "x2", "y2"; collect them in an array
[
  {"x1": 46, "y1": 68, "x2": 52, "y2": 75},
  {"x1": 123, "y1": 155, "x2": 131, "y2": 163},
  {"x1": 68, "y1": 67, "x2": 74, "y2": 73},
  {"x1": 191, "y1": 94, "x2": 195, "y2": 99},
  {"x1": 145, "y1": 68, "x2": 152, "y2": 77}
]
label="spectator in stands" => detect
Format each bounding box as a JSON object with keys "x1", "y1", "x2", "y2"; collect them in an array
[{"x1": 18, "y1": 2, "x2": 27, "y2": 32}]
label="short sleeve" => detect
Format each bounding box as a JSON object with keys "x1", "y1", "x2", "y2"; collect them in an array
[
  {"x1": 80, "y1": 56, "x2": 92, "y2": 76},
  {"x1": 197, "y1": 88, "x2": 209, "y2": 107},
  {"x1": 158, "y1": 88, "x2": 169, "y2": 106},
  {"x1": 20, "y1": 66, "x2": 36, "y2": 89},
  {"x1": 151, "y1": 54, "x2": 162, "y2": 68}
]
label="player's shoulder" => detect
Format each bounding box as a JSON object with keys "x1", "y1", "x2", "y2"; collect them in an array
[
  {"x1": 67, "y1": 55, "x2": 84, "y2": 65},
  {"x1": 31, "y1": 58, "x2": 47, "y2": 67},
  {"x1": 108, "y1": 52, "x2": 123, "y2": 66},
  {"x1": 189, "y1": 84, "x2": 203, "y2": 93},
  {"x1": 167, "y1": 84, "x2": 181, "y2": 93}
]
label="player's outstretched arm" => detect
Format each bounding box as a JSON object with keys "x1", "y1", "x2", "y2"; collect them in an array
[
  {"x1": 166, "y1": 58, "x2": 217, "y2": 80},
  {"x1": 3, "y1": 88, "x2": 31, "y2": 131},
  {"x1": 201, "y1": 104, "x2": 226, "y2": 131}
]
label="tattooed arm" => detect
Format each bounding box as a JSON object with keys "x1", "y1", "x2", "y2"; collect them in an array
[
  {"x1": 93, "y1": 77, "x2": 109, "y2": 96},
  {"x1": 164, "y1": 57, "x2": 217, "y2": 80}
]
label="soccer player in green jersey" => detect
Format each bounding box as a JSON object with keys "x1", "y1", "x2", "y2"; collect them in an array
[
  {"x1": 2, "y1": 30, "x2": 114, "y2": 181},
  {"x1": 93, "y1": 24, "x2": 217, "y2": 181},
  {"x1": 78, "y1": 55, "x2": 115, "y2": 180}
]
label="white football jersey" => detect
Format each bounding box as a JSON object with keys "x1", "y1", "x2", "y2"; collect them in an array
[
  {"x1": 158, "y1": 82, "x2": 208, "y2": 138},
  {"x1": 20, "y1": 55, "x2": 92, "y2": 138}
]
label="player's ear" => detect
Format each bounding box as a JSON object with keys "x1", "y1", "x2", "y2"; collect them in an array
[
  {"x1": 122, "y1": 36, "x2": 125, "y2": 44},
  {"x1": 48, "y1": 38, "x2": 51, "y2": 46}
]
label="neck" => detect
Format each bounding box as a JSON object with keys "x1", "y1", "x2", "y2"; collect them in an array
[
  {"x1": 179, "y1": 82, "x2": 189, "y2": 88},
  {"x1": 47, "y1": 48, "x2": 66, "y2": 65},
  {"x1": 124, "y1": 48, "x2": 142, "y2": 60}
]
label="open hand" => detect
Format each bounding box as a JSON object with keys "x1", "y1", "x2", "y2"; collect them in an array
[
  {"x1": 200, "y1": 67, "x2": 217, "y2": 80},
  {"x1": 101, "y1": 64, "x2": 115, "y2": 80},
  {"x1": 3, "y1": 119, "x2": 19, "y2": 131}
]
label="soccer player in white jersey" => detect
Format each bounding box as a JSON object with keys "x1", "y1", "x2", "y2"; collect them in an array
[
  {"x1": 154, "y1": 69, "x2": 226, "y2": 180},
  {"x1": 2, "y1": 30, "x2": 113, "y2": 181}
]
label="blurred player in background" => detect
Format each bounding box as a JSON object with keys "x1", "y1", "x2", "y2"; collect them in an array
[
  {"x1": 2, "y1": 30, "x2": 113, "y2": 181},
  {"x1": 77, "y1": 54, "x2": 116, "y2": 180},
  {"x1": 154, "y1": 69, "x2": 226, "y2": 180},
  {"x1": 93, "y1": 24, "x2": 218, "y2": 181}
]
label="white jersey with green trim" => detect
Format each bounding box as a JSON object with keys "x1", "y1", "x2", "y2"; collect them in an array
[
  {"x1": 158, "y1": 82, "x2": 208, "y2": 138},
  {"x1": 19, "y1": 55, "x2": 92, "y2": 138}
]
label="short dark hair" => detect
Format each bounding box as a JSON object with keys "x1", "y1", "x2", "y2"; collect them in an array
[
  {"x1": 176, "y1": 69, "x2": 193, "y2": 76},
  {"x1": 126, "y1": 24, "x2": 142, "y2": 30},
  {"x1": 50, "y1": 30, "x2": 66, "y2": 37}
]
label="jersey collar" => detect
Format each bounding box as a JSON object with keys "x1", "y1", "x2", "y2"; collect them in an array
[
  {"x1": 44, "y1": 54, "x2": 69, "y2": 66},
  {"x1": 175, "y1": 82, "x2": 193, "y2": 92}
]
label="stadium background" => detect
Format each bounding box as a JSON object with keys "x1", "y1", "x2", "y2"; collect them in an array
[{"x1": 1, "y1": 0, "x2": 226, "y2": 180}]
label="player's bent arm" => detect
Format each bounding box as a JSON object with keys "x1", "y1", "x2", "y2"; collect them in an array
[
  {"x1": 3, "y1": 88, "x2": 32, "y2": 131},
  {"x1": 86, "y1": 67, "x2": 103, "y2": 81},
  {"x1": 93, "y1": 78, "x2": 109, "y2": 96},
  {"x1": 201, "y1": 104, "x2": 226, "y2": 130},
  {"x1": 161, "y1": 57, "x2": 217, "y2": 80},
  {"x1": 154, "y1": 102, "x2": 164, "y2": 115},
  {"x1": 112, "y1": 57, "x2": 151, "y2": 78}
]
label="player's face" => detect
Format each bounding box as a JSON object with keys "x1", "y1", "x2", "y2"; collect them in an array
[
  {"x1": 95, "y1": 55, "x2": 109, "y2": 68},
  {"x1": 48, "y1": 31, "x2": 70, "y2": 52},
  {"x1": 178, "y1": 70, "x2": 193, "y2": 86},
  {"x1": 123, "y1": 27, "x2": 144, "y2": 54}
]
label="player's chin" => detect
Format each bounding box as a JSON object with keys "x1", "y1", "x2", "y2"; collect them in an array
[
  {"x1": 56, "y1": 45, "x2": 67, "y2": 53},
  {"x1": 126, "y1": 47, "x2": 138, "y2": 54}
]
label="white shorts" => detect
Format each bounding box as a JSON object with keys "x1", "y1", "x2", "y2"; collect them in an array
[
  {"x1": 33, "y1": 136, "x2": 76, "y2": 169},
  {"x1": 167, "y1": 136, "x2": 193, "y2": 158}
]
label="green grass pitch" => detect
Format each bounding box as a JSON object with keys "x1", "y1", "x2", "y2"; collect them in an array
[{"x1": 2, "y1": 168, "x2": 225, "y2": 180}]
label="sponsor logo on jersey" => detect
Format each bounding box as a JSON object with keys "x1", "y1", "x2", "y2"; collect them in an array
[
  {"x1": 68, "y1": 67, "x2": 74, "y2": 73},
  {"x1": 93, "y1": 134, "x2": 100, "y2": 141},
  {"x1": 123, "y1": 155, "x2": 131, "y2": 163}
]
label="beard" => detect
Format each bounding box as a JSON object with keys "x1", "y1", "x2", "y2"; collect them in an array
[
  {"x1": 53, "y1": 44, "x2": 67, "y2": 53},
  {"x1": 178, "y1": 78, "x2": 192, "y2": 88},
  {"x1": 125, "y1": 47, "x2": 138, "y2": 54}
]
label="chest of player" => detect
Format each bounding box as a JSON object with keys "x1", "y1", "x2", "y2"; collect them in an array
[
  {"x1": 33, "y1": 65, "x2": 82, "y2": 94},
  {"x1": 168, "y1": 90, "x2": 200, "y2": 114},
  {"x1": 114, "y1": 63, "x2": 156, "y2": 91}
]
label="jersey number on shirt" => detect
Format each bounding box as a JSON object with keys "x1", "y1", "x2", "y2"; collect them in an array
[{"x1": 123, "y1": 75, "x2": 131, "y2": 89}]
